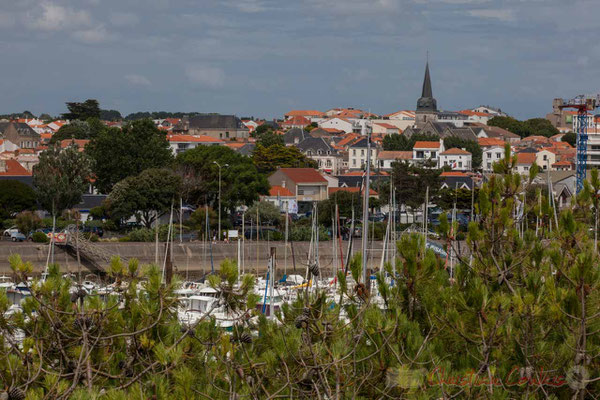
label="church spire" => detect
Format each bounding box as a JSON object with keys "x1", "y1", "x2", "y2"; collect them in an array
[{"x1": 422, "y1": 61, "x2": 433, "y2": 99}]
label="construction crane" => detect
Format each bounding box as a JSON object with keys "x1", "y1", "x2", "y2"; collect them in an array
[{"x1": 558, "y1": 94, "x2": 600, "y2": 193}]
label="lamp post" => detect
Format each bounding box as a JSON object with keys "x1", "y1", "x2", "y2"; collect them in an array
[{"x1": 213, "y1": 161, "x2": 228, "y2": 240}]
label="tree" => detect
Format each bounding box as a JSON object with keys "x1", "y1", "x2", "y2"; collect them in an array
[
  {"x1": 0, "y1": 180, "x2": 37, "y2": 220},
  {"x1": 389, "y1": 160, "x2": 442, "y2": 212},
  {"x1": 189, "y1": 207, "x2": 219, "y2": 231},
  {"x1": 253, "y1": 124, "x2": 272, "y2": 137},
  {"x1": 99, "y1": 109, "x2": 123, "y2": 121},
  {"x1": 442, "y1": 136, "x2": 483, "y2": 169},
  {"x1": 105, "y1": 168, "x2": 182, "y2": 228},
  {"x1": 317, "y1": 190, "x2": 362, "y2": 225},
  {"x1": 252, "y1": 144, "x2": 317, "y2": 174},
  {"x1": 246, "y1": 201, "x2": 282, "y2": 226},
  {"x1": 176, "y1": 145, "x2": 269, "y2": 212},
  {"x1": 15, "y1": 210, "x2": 41, "y2": 234},
  {"x1": 51, "y1": 118, "x2": 106, "y2": 143},
  {"x1": 256, "y1": 131, "x2": 284, "y2": 147},
  {"x1": 382, "y1": 132, "x2": 440, "y2": 151},
  {"x1": 563, "y1": 131, "x2": 577, "y2": 147},
  {"x1": 489, "y1": 116, "x2": 560, "y2": 138},
  {"x1": 86, "y1": 119, "x2": 173, "y2": 193},
  {"x1": 38, "y1": 113, "x2": 53, "y2": 122},
  {"x1": 33, "y1": 145, "x2": 92, "y2": 218},
  {"x1": 61, "y1": 99, "x2": 101, "y2": 120}
]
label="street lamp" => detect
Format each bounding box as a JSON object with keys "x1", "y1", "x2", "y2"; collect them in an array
[{"x1": 213, "y1": 161, "x2": 228, "y2": 240}]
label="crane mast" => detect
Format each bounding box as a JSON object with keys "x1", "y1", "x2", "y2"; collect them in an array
[{"x1": 558, "y1": 94, "x2": 600, "y2": 193}]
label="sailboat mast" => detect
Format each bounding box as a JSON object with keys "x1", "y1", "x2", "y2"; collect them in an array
[{"x1": 361, "y1": 121, "x2": 371, "y2": 284}]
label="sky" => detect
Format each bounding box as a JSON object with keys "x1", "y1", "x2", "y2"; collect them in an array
[{"x1": 0, "y1": 0, "x2": 598, "y2": 120}]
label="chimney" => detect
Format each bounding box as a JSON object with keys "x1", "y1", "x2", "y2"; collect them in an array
[
  {"x1": 0, "y1": 160, "x2": 6, "y2": 173},
  {"x1": 282, "y1": 180, "x2": 286, "y2": 188}
]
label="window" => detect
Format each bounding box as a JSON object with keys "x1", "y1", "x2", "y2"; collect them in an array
[
  {"x1": 307, "y1": 151, "x2": 312, "y2": 156},
  {"x1": 496, "y1": 153, "x2": 501, "y2": 159},
  {"x1": 487, "y1": 153, "x2": 491, "y2": 158},
  {"x1": 431, "y1": 152, "x2": 436, "y2": 158},
  {"x1": 487, "y1": 162, "x2": 492, "y2": 169},
  {"x1": 353, "y1": 149, "x2": 356, "y2": 156},
  {"x1": 444, "y1": 161, "x2": 448, "y2": 166},
  {"x1": 543, "y1": 154, "x2": 547, "y2": 161},
  {"x1": 317, "y1": 150, "x2": 322, "y2": 155},
  {"x1": 353, "y1": 159, "x2": 356, "y2": 166},
  {"x1": 361, "y1": 149, "x2": 364, "y2": 156},
  {"x1": 226, "y1": 132, "x2": 230, "y2": 138},
  {"x1": 219, "y1": 133, "x2": 223, "y2": 138},
  {"x1": 458, "y1": 161, "x2": 462, "y2": 168}
]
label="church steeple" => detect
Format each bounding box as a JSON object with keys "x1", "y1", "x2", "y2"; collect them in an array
[
  {"x1": 421, "y1": 62, "x2": 433, "y2": 99},
  {"x1": 416, "y1": 60, "x2": 437, "y2": 112}
]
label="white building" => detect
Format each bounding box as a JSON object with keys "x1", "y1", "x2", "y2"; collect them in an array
[
  {"x1": 438, "y1": 148, "x2": 472, "y2": 171},
  {"x1": 536, "y1": 149, "x2": 557, "y2": 171},
  {"x1": 412, "y1": 141, "x2": 443, "y2": 165},
  {"x1": 377, "y1": 151, "x2": 413, "y2": 170},
  {"x1": 482, "y1": 146, "x2": 505, "y2": 173},
  {"x1": 348, "y1": 137, "x2": 377, "y2": 170},
  {"x1": 318, "y1": 117, "x2": 354, "y2": 134},
  {"x1": 383, "y1": 110, "x2": 416, "y2": 131}
]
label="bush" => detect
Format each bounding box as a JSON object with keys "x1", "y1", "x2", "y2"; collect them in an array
[
  {"x1": 31, "y1": 231, "x2": 49, "y2": 243},
  {"x1": 16, "y1": 211, "x2": 41, "y2": 235},
  {"x1": 2, "y1": 219, "x2": 15, "y2": 229},
  {"x1": 83, "y1": 232, "x2": 99, "y2": 242},
  {"x1": 290, "y1": 225, "x2": 330, "y2": 241},
  {"x1": 125, "y1": 225, "x2": 170, "y2": 242}
]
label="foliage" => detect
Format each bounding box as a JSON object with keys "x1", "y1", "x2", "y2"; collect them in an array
[
  {"x1": 61, "y1": 99, "x2": 101, "y2": 120},
  {"x1": 382, "y1": 132, "x2": 439, "y2": 151},
  {"x1": 122, "y1": 225, "x2": 170, "y2": 242},
  {"x1": 442, "y1": 136, "x2": 483, "y2": 168},
  {"x1": 252, "y1": 144, "x2": 317, "y2": 174},
  {"x1": 489, "y1": 115, "x2": 560, "y2": 138},
  {"x1": 436, "y1": 187, "x2": 477, "y2": 210},
  {"x1": 50, "y1": 118, "x2": 106, "y2": 143},
  {"x1": 253, "y1": 124, "x2": 272, "y2": 137},
  {"x1": 389, "y1": 160, "x2": 442, "y2": 210},
  {"x1": 0, "y1": 180, "x2": 36, "y2": 220},
  {"x1": 255, "y1": 131, "x2": 284, "y2": 147},
  {"x1": 246, "y1": 201, "x2": 282, "y2": 226},
  {"x1": 188, "y1": 207, "x2": 219, "y2": 231},
  {"x1": 563, "y1": 131, "x2": 576, "y2": 147},
  {"x1": 317, "y1": 190, "x2": 362, "y2": 225},
  {"x1": 290, "y1": 224, "x2": 330, "y2": 241},
  {"x1": 31, "y1": 231, "x2": 49, "y2": 243},
  {"x1": 124, "y1": 111, "x2": 203, "y2": 121},
  {"x1": 175, "y1": 145, "x2": 269, "y2": 210},
  {"x1": 105, "y1": 168, "x2": 182, "y2": 228},
  {"x1": 86, "y1": 119, "x2": 173, "y2": 193},
  {"x1": 99, "y1": 109, "x2": 123, "y2": 121},
  {"x1": 15, "y1": 211, "x2": 41, "y2": 234},
  {"x1": 33, "y1": 145, "x2": 92, "y2": 216}
]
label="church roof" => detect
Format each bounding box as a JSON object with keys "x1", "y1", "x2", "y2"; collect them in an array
[{"x1": 416, "y1": 61, "x2": 438, "y2": 112}]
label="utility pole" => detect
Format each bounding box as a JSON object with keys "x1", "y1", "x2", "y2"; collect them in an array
[{"x1": 361, "y1": 121, "x2": 371, "y2": 284}]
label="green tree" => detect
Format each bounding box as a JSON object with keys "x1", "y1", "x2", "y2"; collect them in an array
[
  {"x1": 253, "y1": 124, "x2": 272, "y2": 137},
  {"x1": 256, "y1": 131, "x2": 284, "y2": 147},
  {"x1": 176, "y1": 145, "x2": 269, "y2": 212},
  {"x1": 99, "y1": 109, "x2": 123, "y2": 121},
  {"x1": 15, "y1": 210, "x2": 41, "y2": 234},
  {"x1": 252, "y1": 144, "x2": 317, "y2": 174},
  {"x1": 105, "y1": 168, "x2": 182, "y2": 228},
  {"x1": 489, "y1": 116, "x2": 560, "y2": 138},
  {"x1": 33, "y1": 145, "x2": 92, "y2": 218},
  {"x1": 61, "y1": 99, "x2": 101, "y2": 120},
  {"x1": 0, "y1": 180, "x2": 37, "y2": 220},
  {"x1": 563, "y1": 131, "x2": 577, "y2": 147},
  {"x1": 383, "y1": 132, "x2": 440, "y2": 151},
  {"x1": 442, "y1": 136, "x2": 483, "y2": 169},
  {"x1": 51, "y1": 118, "x2": 106, "y2": 143},
  {"x1": 389, "y1": 160, "x2": 442, "y2": 213},
  {"x1": 189, "y1": 207, "x2": 219, "y2": 231},
  {"x1": 38, "y1": 113, "x2": 53, "y2": 122},
  {"x1": 246, "y1": 201, "x2": 282, "y2": 226},
  {"x1": 86, "y1": 119, "x2": 173, "y2": 193}
]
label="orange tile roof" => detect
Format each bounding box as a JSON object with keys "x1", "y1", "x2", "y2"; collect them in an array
[
  {"x1": 378, "y1": 150, "x2": 412, "y2": 160},
  {"x1": 322, "y1": 128, "x2": 344, "y2": 134},
  {"x1": 167, "y1": 134, "x2": 224, "y2": 143},
  {"x1": 285, "y1": 110, "x2": 324, "y2": 117},
  {"x1": 440, "y1": 171, "x2": 468, "y2": 177},
  {"x1": 60, "y1": 139, "x2": 89, "y2": 149},
  {"x1": 374, "y1": 122, "x2": 399, "y2": 130},
  {"x1": 516, "y1": 152, "x2": 536, "y2": 164},
  {"x1": 0, "y1": 159, "x2": 31, "y2": 176},
  {"x1": 329, "y1": 187, "x2": 378, "y2": 196},
  {"x1": 441, "y1": 148, "x2": 471, "y2": 155},
  {"x1": 337, "y1": 133, "x2": 361, "y2": 147},
  {"x1": 281, "y1": 116, "x2": 311, "y2": 126},
  {"x1": 552, "y1": 160, "x2": 573, "y2": 166},
  {"x1": 478, "y1": 137, "x2": 505, "y2": 147},
  {"x1": 413, "y1": 141, "x2": 440, "y2": 149},
  {"x1": 458, "y1": 110, "x2": 493, "y2": 117},
  {"x1": 225, "y1": 142, "x2": 246, "y2": 149},
  {"x1": 279, "y1": 168, "x2": 327, "y2": 183},
  {"x1": 268, "y1": 185, "x2": 294, "y2": 197}
]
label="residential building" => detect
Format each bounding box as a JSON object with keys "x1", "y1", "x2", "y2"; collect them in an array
[
  {"x1": 261, "y1": 185, "x2": 295, "y2": 212},
  {"x1": 412, "y1": 141, "x2": 442, "y2": 165},
  {"x1": 440, "y1": 171, "x2": 474, "y2": 190},
  {"x1": 458, "y1": 110, "x2": 494, "y2": 124},
  {"x1": 318, "y1": 117, "x2": 354, "y2": 134},
  {"x1": 552, "y1": 160, "x2": 574, "y2": 171},
  {"x1": 471, "y1": 105, "x2": 507, "y2": 117},
  {"x1": 296, "y1": 137, "x2": 343, "y2": 174},
  {"x1": 439, "y1": 148, "x2": 472, "y2": 171},
  {"x1": 515, "y1": 152, "x2": 536, "y2": 175},
  {"x1": 268, "y1": 168, "x2": 328, "y2": 203},
  {"x1": 186, "y1": 115, "x2": 249, "y2": 140},
  {"x1": 377, "y1": 150, "x2": 413, "y2": 170},
  {"x1": 283, "y1": 128, "x2": 308, "y2": 146},
  {"x1": 281, "y1": 115, "x2": 311, "y2": 129},
  {"x1": 383, "y1": 110, "x2": 416, "y2": 131},
  {"x1": 372, "y1": 122, "x2": 400, "y2": 135},
  {"x1": 475, "y1": 124, "x2": 520, "y2": 144},
  {"x1": 242, "y1": 119, "x2": 259, "y2": 133},
  {"x1": 167, "y1": 134, "x2": 224, "y2": 155},
  {"x1": 536, "y1": 148, "x2": 557, "y2": 171},
  {"x1": 0, "y1": 139, "x2": 18, "y2": 153},
  {"x1": 0, "y1": 122, "x2": 41, "y2": 149},
  {"x1": 0, "y1": 159, "x2": 32, "y2": 186},
  {"x1": 404, "y1": 121, "x2": 478, "y2": 142},
  {"x1": 284, "y1": 110, "x2": 325, "y2": 121},
  {"x1": 328, "y1": 186, "x2": 378, "y2": 199},
  {"x1": 482, "y1": 146, "x2": 505, "y2": 173},
  {"x1": 348, "y1": 138, "x2": 377, "y2": 170},
  {"x1": 225, "y1": 142, "x2": 255, "y2": 156}
]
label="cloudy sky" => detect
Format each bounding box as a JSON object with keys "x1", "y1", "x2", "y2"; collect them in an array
[{"x1": 0, "y1": 0, "x2": 597, "y2": 119}]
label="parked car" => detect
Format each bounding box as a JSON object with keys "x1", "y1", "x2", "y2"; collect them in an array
[
  {"x1": 369, "y1": 213, "x2": 385, "y2": 222},
  {"x1": 10, "y1": 232, "x2": 26, "y2": 242},
  {"x1": 83, "y1": 226, "x2": 104, "y2": 237},
  {"x1": 3, "y1": 226, "x2": 19, "y2": 237},
  {"x1": 27, "y1": 228, "x2": 53, "y2": 241}
]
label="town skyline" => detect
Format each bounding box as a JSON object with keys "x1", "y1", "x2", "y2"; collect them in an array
[{"x1": 1, "y1": 1, "x2": 597, "y2": 119}]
